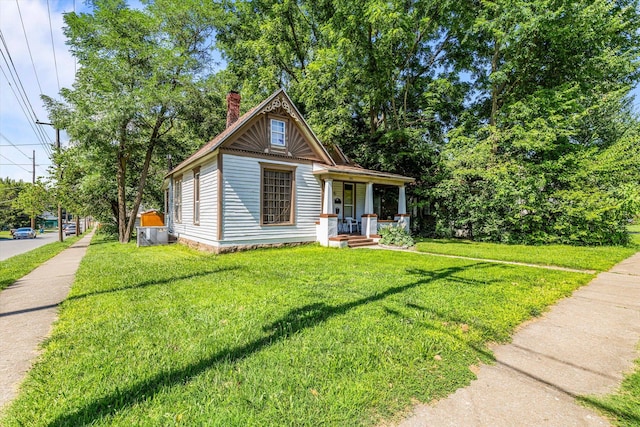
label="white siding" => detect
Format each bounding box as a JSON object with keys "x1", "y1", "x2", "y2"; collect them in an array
[
  {"x1": 171, "y1": 157, "x2": 218, "y2": 246},
  {"x1": 355, "y1": 183, "x2": 366, "y2": 217},
  {"x1": 333, "y1": 181, "x2": 343, "y2": 219},
  {"x1": 222, "y1": 154, "x2": 321, "y2": 243}
]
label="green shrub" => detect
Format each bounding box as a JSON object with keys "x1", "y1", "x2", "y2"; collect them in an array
[{"x1": 379, "y1": 224, "x2": 415, "y2": 247}]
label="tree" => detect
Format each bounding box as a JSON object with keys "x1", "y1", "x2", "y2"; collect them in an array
[
  {"x1": 11, "y1": 179, "x2": 52, "y2": 229},
  {"x1": 435, "y1": 0, "x2": 640, "y2": 244},
  {"x1": 0, "y1": 178, "x2": 29, "y2": 229},
  {"x1": 44, "y1": 0, "x2": 222, "y2": 242},
  {"x1": 214, "y1": 0, "x2": 467, "y2": 233}
]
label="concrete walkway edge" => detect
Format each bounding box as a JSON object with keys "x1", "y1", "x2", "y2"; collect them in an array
[
  {"x1": 398, "y1": 251, "x2": 640, "y2": 427},
  {"x1": 0, "y1": 230, "x2": 95, "y2": 410}
]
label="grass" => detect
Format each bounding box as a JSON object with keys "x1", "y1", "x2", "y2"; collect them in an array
[
  {"x1": 0, "y1": 234, "x2": 80, "y2": 291},
  {"x1": 629, "y1": 224, "x2": 640, "y2": 233},
  {"x1": 581, "y1": 354, "x2": 640, "y2": 426},
  {"x1": 415, "y1": 238, "x2": 639, "y2": 272},
  {"x1": 0, "y1": 236, "x2": 601, "y2": 426}
]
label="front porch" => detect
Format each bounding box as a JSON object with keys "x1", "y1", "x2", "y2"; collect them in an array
[{"x1": 313, "y1": 164, "x2": 414, "y2": 247}]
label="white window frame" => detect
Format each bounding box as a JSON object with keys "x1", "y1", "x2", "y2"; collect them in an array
[
  {"x1": 270, "y1": 119, "x2": 286, "y2": 147},
  {"x1": 174, "y1": 177, "x2": 182, "y2": 223},
  {"x1": 193, "y1": 169, "x2": 200, "y2": 225}
]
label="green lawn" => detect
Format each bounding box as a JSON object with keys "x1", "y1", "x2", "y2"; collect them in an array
[
  {"x1": 629, "y1": 223, "x2": 640, "y2": 233},
  {"x1": 1, "y1": 236, "x2": 600, "y2": 426},
  {"x1": 415, "y1": 238, "x2": 639, "y2": 272},
  {"x1": 0, "y1": 234, "x2": 80, "y2": 291},
  {"x1": 582, "y1": 355, "x2": 640, "y2": 427}
]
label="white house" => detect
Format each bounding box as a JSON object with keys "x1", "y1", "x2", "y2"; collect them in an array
[{"x1": 164, "y1": 89, "x2": 414, "y2": 253}]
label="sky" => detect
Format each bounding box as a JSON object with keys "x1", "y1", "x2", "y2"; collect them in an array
[{"x1": 1, "y1": 1, "x2": 639, "y2": 184}]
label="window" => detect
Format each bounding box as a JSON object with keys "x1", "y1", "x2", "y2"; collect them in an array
[
  {"x1": 343, "y1": 183, "x2": 354, "y2": 219},
  {"x1": 174, "y1": 177, "x2": 182, "y2": 223},
  {"x1": 270, "y1": 119, "x2": 286, "y2": 146},
  {"x1": 193, "y1": 169, "x2": 200, "y2": 225},
  {"x1": 262, "y1": 167, "x2": 294, "y2": 225}
]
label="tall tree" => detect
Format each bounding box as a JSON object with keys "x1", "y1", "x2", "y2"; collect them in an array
[
  {"x1": 437, "y1": 0, "x2": 640, "y2": 243},
  {"x1": 11, "y1": 179, "x2": 52, "y2": 229},
  {"x1": 0, "y1": 178, "x2": 30, "y2": 229},
  {"x1": 44, "y1": 0, "x2": 221, "y2": 242}
]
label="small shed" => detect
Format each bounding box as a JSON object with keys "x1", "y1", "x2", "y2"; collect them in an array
[{"x1": 140, "y1": 210, "x2": 164, "y2": 226}]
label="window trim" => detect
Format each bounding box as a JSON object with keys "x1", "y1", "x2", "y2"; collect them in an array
[
  {"x1": 193, "y1": 167, "x2": 200, "y2": 225},
  {"x1": 260, "y1": 163, "x2": 296, "y2": 226},
  {"x1": 174, "y1": 176, "x2": 183, "y2": 223},
  {"x1": 270, "y1": 118, "x2": 286, "y2": 147}
]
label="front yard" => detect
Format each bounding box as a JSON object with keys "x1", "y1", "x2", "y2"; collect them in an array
[{"x1": 2, "y1": 235, "x2": 606, "y2": 426}]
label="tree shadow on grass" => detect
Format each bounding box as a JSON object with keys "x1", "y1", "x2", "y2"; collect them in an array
[
  {"x1": 46, "y1": 264, "x2": 476, "y2": 426},
  {"x1": 66, "y1": 266, "x2": 243, "y2": 301}
]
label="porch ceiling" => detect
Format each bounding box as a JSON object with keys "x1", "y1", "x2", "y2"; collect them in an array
[{"x1": 312, "y1": 164, "x2": 414, "y2": 186}]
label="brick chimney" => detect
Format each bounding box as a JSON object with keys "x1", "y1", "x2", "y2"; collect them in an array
[{"x1": 226, "y1": 91, "x2": 241, "y2": 128}]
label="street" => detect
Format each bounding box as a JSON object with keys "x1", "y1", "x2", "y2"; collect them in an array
[{"x1": 0, "y1": 232, "x2": 69, "y2": 262}]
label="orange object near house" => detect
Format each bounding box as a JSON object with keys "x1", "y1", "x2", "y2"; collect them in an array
[{"x1": 140, "y1": 210, "x2": 164, "y2": 226}]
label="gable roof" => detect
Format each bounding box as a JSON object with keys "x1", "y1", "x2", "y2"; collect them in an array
[{"x1": 169, "y1": 89, "x2": 335, "y2": 176}]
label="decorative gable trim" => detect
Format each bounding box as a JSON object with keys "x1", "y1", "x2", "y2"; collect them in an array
[{"x1": 261, "y1": 95, "x2": 300, "y2": 122}]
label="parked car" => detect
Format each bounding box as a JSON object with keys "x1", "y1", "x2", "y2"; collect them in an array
[
  {"x1": 65, "y1": 224, "x2": 77, "y2": 236},
  {"x1": 13, "y1": 227, "x2": 37, "y2": 239}
]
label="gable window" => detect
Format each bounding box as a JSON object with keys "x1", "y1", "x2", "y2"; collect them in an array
[
  {"x1": 261, "y1": 165, "x2": 296, "y2": 225},
  {"x1": 174, "y1": 177, "x2": 182, "y2": 223},
  {"x1": 193, "y1": 168, "x2": 200, "y2": 225},
  {"x1": 270, "y1": 119, "x2": 286, "y2": 147}
]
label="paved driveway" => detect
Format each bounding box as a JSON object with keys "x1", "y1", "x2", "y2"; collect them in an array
[{"x1": 0, "y1": 232, "x2": 67, "y2": 261}]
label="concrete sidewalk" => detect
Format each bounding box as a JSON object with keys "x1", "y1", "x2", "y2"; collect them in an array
[
  {"x1": 0, "y1": 230, "x2": 94, "y2": 410},
  {"x1": 399, "y1": 252, "x2": 640, "y2": 427}
]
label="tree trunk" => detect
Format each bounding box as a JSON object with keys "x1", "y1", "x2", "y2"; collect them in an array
[
  {"x1": 116, "y1": 126, "x2": 128, "y2": 243},
  {"x1": 123, "y1": 140, "x2": 157, "y2": 243},
  {"x1": 123, "y1": 115, "x2": 166, "y2": 243},
  {"x1": 116, "y1": 154, "x2": 127, "y2": 243}
]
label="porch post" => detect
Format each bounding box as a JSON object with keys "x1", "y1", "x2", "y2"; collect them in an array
[
  {"x1": 394, "y1": 185, "x2": 410, "y2": 233},
  {"x1": 361, "y1": 182, "x2": 377, "y2": 237},
  {"x1": 397, "y1": 185, "x2": 406, "y2": 215},
  {"x1": 323, "y1": 179, "x2": 334, "y2": 214},
  {"x1": 318, "y1": 179, "x2": 337, "y2": 246},
  {"x1": 365, "y1": 182, "x2": 374, "y2": 214}
]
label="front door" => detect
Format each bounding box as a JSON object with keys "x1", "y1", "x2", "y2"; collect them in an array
[{"x1": 343, "y1": 183, "x2": 354, "y2": 219}]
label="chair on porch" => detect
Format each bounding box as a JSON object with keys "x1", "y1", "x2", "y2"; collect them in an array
[{"x1": 344, "y1": 217, "x2": 358, "y2": 234}]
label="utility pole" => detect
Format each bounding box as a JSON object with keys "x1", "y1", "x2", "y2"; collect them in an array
[
  {"x1": 36, "y1": 121, "x2": 63, "y2": 242},
  {"x1": 31, "y1": 150, "x2": 35, "y2": 229},
  {"x1": 55, "y1": 128, "x2": 62, "y2": 243}
]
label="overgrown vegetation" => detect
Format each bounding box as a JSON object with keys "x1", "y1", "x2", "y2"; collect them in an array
[
  {"x1": 379, "y1": 225, "x2": 415, "y2": 248},
  {"x1": 1, "y1": 238, "x2": 607, "y2": 426}
]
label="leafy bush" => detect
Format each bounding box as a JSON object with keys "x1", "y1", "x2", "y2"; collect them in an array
[
  {"x1": 379, "y1": 225, "x2": 415, "y2": 247},
  {"x1": 96, "y1": 222, "x2": 119, "y2": 237}
]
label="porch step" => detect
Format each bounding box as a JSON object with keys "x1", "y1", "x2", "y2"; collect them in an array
[
  {"x1": 348, "y1": 239, "x2": 376, "y2": 248},
  {"x1": 338, "y1": 234, "x2": 377, "y2": 248}
]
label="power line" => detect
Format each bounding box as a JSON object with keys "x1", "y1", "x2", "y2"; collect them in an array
[
  {"x1": 0, "y1": 64, "x2": 52, "y2": 157},
  {"x1": 0, "y1": 63, "x2": 53, "y2": 158},
  {"x1": 0, "y1": 29, "x2": 44, "y2": 124},
  {"x1": 15, "y1": 0, "x2": 44, "y2": 95},
  {"x1": 0, "y1": 32, "x2": 54, "y2": 156},
  {"x1": 46, "y1": 0, "x2": 61, "y2": 93},
  {"x1": 0, "y1": 153, "x2": 31, "y2": 173},
  {"x1": 0, "y1": 132, "x2": 32, "y2": 160}
]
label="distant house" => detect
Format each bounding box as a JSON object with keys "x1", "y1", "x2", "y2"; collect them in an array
[
  {"x1": 163, "y1": 89, "x2": 414, "y2": 253},
  {"x1": 41, "y1": 211, "x2": 58, "y2": 228}
]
